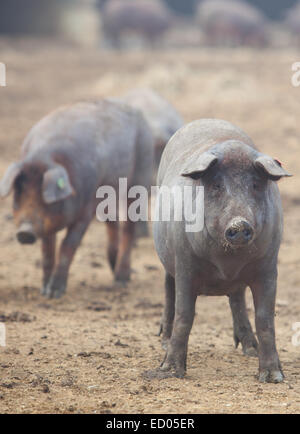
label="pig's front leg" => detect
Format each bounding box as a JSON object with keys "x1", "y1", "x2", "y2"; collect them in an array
[
  {"x1": 160, "y1": 272, "x2": 197, "y2": 378},
  {"x1": 228, "y1": 286, "x2": 258, "y2": 356},
  {"x1": 41, "y1": 234, "x2": 56, "y2": 293},
  {"x1": 250, "y1": 273, "x2": 284, "y2": 383},
  {"x1": 43, "y1": 218, "x2": 91, "y2": 299}
]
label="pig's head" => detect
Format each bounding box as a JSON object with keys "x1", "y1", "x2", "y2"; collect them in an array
[
  {"x1": 181, "y1": 141, "x2": 291, "y2": 251},
  {"x1": 0, "y1": 159, "x2": 75, "y2": 243}
]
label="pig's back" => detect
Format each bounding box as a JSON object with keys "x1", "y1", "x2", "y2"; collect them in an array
[
  {"x1": 122, "y1": 88, "x2": 184, "y2": 146},
  {"x1": 22, "y1": 99, "x2": 139, "y2": 158},
  {"x1": 157, "y1": 118, "x2": 255, "y2": 185}
]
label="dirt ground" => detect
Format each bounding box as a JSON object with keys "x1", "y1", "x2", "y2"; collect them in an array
[{"x1": 1, "y1": 38, "x2": 300, "y2": 414}]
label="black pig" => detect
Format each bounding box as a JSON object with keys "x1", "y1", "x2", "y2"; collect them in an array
[{"x1": 153, "y1": 118, "x2": 291, "y2": 383}]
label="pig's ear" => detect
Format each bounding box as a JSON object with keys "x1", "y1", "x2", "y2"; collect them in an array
[
  {"x1": 254, "y1": 156, "x2": 292, "y2": 181},
  {"x1": 181, "y1": 152, "x2": 218, "y2": 179},
  {"x1": 0, "y1": 162, "x2": 23, "y2": 198},
  {"x1": 42, "y1": 166, "x2": 75, "y2": 204}
]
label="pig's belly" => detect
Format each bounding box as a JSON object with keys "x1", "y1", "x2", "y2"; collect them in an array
[
  {"x1": 196, "y1": 281, "x2": 245, "y2": 296},
  {"x1": 193, "y1": 274, "x2": 246, "y2": 296},
  {"x1": 192, "y1": 256, "x2": 251, "y2": 295}
]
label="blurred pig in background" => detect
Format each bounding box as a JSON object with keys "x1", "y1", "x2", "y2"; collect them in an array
[
  {"x1": 0, "y1": 100, "x2": 153, "y2": 298},
  {"x1": 122, "y1": 88, "x2": 184, "y2": 168},
  {"x1": 284, "y1": 1, "x2": 300, "y2": 46},
  {"x1": 196, "y1": 0, "x2": 268, "y2": 47},
  {"x1": 98, "y1": 0, "x2": 173, "y2": 49}
]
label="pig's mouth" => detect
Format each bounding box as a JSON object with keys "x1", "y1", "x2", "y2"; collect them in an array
[{"x1": 16, "y1": 222, "x2": 37, "y2": 245}]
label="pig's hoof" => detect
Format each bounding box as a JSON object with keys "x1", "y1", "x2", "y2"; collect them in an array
[
  {"x1": 157, "y1": 324, "x2": 172, "y2": 350},
  {"x1": 113, "y1": 280, "x2": 127, "y2": 289},
  {"x1": 160, "y1": 365, "x2": 185, "y2": 379},
  {"x1": 259, "y1": 369, "x2": 284, "y2": 383},
  {"x1": 161, "y1": 338, "x2": 170, "y2": 351},
  {"x1": 234, "y1": 333, "x2": 258, "y2": 357},
  {"x1": 114, "y1": 269, "x2": 130, "y2": 284},
  {"x1": 41, "y1": 285, "x2": 48, "y2": 296},
  {"x1": 42, "y1": 281, "x2": 66, "y2": 299},
  {"x1": 160, "y1": 359, "x2": 186, "y2": 379},
  {"x1": 242, "y1": 344, "x2": 258, "y2": 357}
]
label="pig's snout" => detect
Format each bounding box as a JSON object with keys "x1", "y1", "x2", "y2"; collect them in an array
[
  {"x1": 16, "y1": 223, "x2": 37, "y2": 245},
  {"x1": 225, "y1": 218, "x2": 254, "y2": 247}
]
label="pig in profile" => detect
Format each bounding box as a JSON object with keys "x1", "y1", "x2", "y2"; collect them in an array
[
  {"x1": 122, "y1": 88, "x2": 184, "y2": 167},
  {"x1": 197, "y1": 0, "x2": 268, "y2": 47},
  {"x1": 0, "y1": 100, "x2": 153, "y2": 298},
  {"x1": 153, "y1": 118, "x2": 291, "y2": 383},
  {"x1": 100, "y1": 0, "x2": 172, "y2": 48}
]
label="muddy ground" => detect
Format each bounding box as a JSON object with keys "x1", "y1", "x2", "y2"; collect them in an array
[{"x1": 0, "y1": 39, "x2": 300, "y2": 414}]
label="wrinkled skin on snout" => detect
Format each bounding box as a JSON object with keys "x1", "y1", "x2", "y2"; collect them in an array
[
  {"x1": 0, "y1": 100, "x2": 153, "y2": 299},
  {"x1": 152, "y1": 119, "x2": 291, "y2": 383}
]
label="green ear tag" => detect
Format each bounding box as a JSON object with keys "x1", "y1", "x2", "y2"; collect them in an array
[{"x1": 57, "y1": 178, "x2": 65, "y2": 190}]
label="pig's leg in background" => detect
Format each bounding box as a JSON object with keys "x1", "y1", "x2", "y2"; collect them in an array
[
  {"x1": 158, "y1": 272, "x2": 175, "y2": 350},
  {"x1": 41, "y1": 234, "x2": 56, "y2": 293},
  {"x1": 160, "y1": 270, "x2": 197, "y2": 378},
  {"x1": 228, "y1": 286, "x2": 258, "y2": 357},
  {"x1": 250, "y1": 275, "x2": 284, "y2": 383},
  {"x1": 106, "y1": 220, "x2": 119, "y2": 271},
  {"x1": 114, "y1": 218, "x2": 135, "y2": 284},
  {"x1": 43, "y1": 217, "x2": 92, "y2": 299}
]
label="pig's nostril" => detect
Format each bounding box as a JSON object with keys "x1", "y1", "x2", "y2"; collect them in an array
[
  {"x1": 16, "y1": 223, "x2": 37, "y2": 244},
  {"x1": 226, "y1": 228, "x2": 238, "y2": 240},
  {"x1": 243, "y1": 228, "x2": 253, "y2": 240},
  {"x1": 225, "y1": 220, "x2": 254, "y2": 245}
]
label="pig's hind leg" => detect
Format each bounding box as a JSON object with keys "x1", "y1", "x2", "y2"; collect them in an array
[
  {"x1": 43, "y1": 217, "x2": 92, "y2": 299},
  {"x1": 158, "y1": 272, "x2": 175, "y2": 350},
  {"x1": 228, "y1": 286, "x2": 258, "y2": 357},
  {"x1": 41, "y1": 234, "x2": 56, "y2": 294}
]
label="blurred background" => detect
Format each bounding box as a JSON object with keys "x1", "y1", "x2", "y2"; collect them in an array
[{"x1": 0, "y1": 0, "x2": 300, "y2": 48}]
